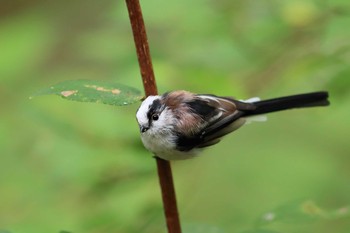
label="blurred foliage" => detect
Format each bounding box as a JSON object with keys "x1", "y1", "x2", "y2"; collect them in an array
[
  {"x1": 0, "y1": 0, "x2": 349, "y2": 232},
  {"x1": 255, "y1": 200, "x2": 349, "y2": 228},
  {"x1": 241, "y1": 230, "x2": 279, "y2": 233}
]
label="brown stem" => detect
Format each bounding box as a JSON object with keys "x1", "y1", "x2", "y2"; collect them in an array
[
  {"x1": 156, "y1": 158, "x2": 182, "y2": 233},
  {"x1": 125, "y1": 0, "x2": 157, "y2": 96},
  {"x1": 125, "y1": 0, "x2": 182, "y2": 232}
]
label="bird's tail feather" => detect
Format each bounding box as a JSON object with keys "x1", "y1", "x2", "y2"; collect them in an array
[{"x1": 244, "y1": 91, "x2": 329, "y2": 116}]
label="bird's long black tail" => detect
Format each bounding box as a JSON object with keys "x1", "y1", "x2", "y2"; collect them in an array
[{"x1": 243, "y1": 91, "x2": 329, "y2": 116}]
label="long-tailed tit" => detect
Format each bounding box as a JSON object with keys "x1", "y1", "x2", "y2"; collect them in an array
[{"x1": 136, "y1": 90, "x2": 329, "y2": 160}]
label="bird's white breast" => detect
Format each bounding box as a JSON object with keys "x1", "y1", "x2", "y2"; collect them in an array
[{"x1": 141, "y1": 130, "x2": 198, "y2": 160}]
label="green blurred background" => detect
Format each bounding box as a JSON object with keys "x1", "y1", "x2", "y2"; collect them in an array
[{"x1": 1, "y1": 0, "x2": 349, "y2": 232}]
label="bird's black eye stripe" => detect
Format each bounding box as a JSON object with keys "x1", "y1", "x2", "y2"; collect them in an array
[{"x1": 147, "y1": 99, "x2": 163, "y2": 121}]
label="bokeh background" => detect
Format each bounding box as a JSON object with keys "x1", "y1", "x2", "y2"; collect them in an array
[{"x1": 1, "y1": 0, "x2": 349, "y2": 232}]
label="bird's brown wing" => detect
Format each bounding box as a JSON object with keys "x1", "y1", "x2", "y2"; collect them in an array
[{"x1": 175, "y1": 94, "x2": 256, "y2": 151}]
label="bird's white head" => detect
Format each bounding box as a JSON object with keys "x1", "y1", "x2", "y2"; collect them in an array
[{"x1": 136, "y1": 95, "x2": 175, "y2": 135}]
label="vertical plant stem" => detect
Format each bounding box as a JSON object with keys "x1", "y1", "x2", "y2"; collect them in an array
[
  {"x1": 125, "y1": 0, "x2": 182, "y2": 232},
  {"x1": 156, "y1": 158, "x2": 182, "y2": 233},
  {"x1": 125, "y1": 0, "x2": 157, "y2": 97}
]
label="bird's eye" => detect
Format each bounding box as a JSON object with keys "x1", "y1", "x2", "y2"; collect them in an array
[{"x1": 152, "y1": 114, "x2": 159, "y2": 121}]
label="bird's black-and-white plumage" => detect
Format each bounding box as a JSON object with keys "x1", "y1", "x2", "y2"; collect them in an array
[{"x1": 136, "y1": 90, "x2": 329, "y2": 160}]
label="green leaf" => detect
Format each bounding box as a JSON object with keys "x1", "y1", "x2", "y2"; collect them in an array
[
  {"x1": 31, "y1": 80, "x2": 143, "y2": 106},
  {"x1": 256, "y1": 200, "x2": 349, "y2": 227}
]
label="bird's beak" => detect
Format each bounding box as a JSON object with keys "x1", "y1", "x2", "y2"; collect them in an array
[{"x1": 140, "y1": 125, "x2": 149, "y2": 133}]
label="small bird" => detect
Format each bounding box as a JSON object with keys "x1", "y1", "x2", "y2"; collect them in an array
[{"x1": 136, "y1": 90, "x2": 329, "y2": 160}]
